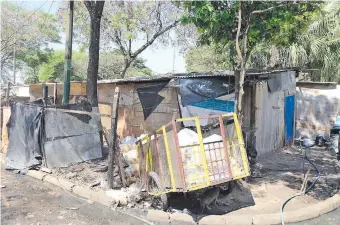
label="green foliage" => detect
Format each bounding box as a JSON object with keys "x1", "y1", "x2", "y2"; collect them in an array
[
  {"x1": 185, "y1": 45, "x2": 232, "y2": 72},
  {"x1": 16, "y1": 47, "x2": 53, "y2": 84},
  {"x1": 38, "y1": 51, "x2": 64, "y2": 81},
  {"x1": 183, "y1": 1, "x2": 320, "y2": 64},
  {"x1": 248, "y1": 1, "x2": 340, "y2": 83},
  {"x1": 1, "y1": 1, "x2": 60, "y2": 83},
  {"x1": 37, "y1": 50, "x2": 152, "y2": 83}
]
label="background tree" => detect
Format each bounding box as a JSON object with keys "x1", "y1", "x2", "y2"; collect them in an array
[
  {"x1": 183, "y1": 1, "x2": 319, "y2": 119},
  {"x1": 249, "y1": 1, "x2": 340, "y2": 83},
  {"x1": 84, "y1": 0, "x2": 105, "y2": 107},
  {"x1": 185, "y1": 45, "x2": 232, "y2": 72},
  {"x1": 37, "y1": 50, "x2": 152, "y2": 82},
  {"x1": 59, "y1": 1, "x2": 183, "y2": 78},
  {"x1": 16, "y1": 47, "x2": 52, "y2": 84},
  {"x1": 0, "y1": 1, "x2": 60, "y2": 84}
]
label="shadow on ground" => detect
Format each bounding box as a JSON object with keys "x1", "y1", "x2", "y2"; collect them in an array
[{"x1": 167, "y1": 183, "x2": 255, "y2": 221}]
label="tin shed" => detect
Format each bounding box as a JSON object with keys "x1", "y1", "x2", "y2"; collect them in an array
[{"x1": 28, "y1": 69, "x2": 298, "y2": 157}]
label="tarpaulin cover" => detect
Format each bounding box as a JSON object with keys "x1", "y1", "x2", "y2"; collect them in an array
[
  {"x1": 268, "y1": 73, "x2": 282, "y2": 92},
  {"x1": 179, "y1": 78, "x2": 234, "y2": 106},
  {"x1": 137, "y1": 83, "x2": 168, "y2": 119},
  {"x1": 43, "y1": 108, "x2": 102, "y2": 168},
  {"x1": 6, "y1": 103, "x2": 43, "y2": 170}
]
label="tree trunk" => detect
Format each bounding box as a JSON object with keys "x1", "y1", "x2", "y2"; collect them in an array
[
  {"x1": 234, "y1": 1, "x2": 245, "y2": 127},
  {"x1": 234, "y1": 64, "x2": 246, "y2": 126},
  {"x1": 121, "y1": 58, "x2": 133, "y2": 78},
  {"x1": 85, "y1": 1, "x2": 105, "y2": 107}
]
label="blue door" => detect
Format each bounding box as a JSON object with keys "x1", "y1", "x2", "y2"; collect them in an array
[{"x1": 285, "y1": 95, "x2": 295, "y2": 143}]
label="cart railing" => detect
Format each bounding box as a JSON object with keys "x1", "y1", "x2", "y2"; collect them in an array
[{"x1": 136, "y1": 113, "x2": 250, "y2": 196}]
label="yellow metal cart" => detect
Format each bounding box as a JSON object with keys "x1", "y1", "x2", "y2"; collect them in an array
[{"x1": 135, "y1": 113, "x2": 250, "y2": 210}]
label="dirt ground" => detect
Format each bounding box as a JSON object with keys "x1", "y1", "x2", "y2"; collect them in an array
[
  {"x1": 251, "y1": 146, "x2": 340, "y2": 200},
  {"x1": 2, "y1": 145, "x2": 339, "y2": 224},
  {"x1": 1, "y1": 163, "x2": 152, "y2": 225},
  {"x1": 47, "y1": 145, "x2": 340, "y2": 218},
  {"x1": 51, "y1": 158, "x2": 110, "y2": 191}
]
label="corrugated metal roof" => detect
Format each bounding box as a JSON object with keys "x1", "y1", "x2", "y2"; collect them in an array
[{"x1": 98, "y1": 69, "x2": 298, "y2": 84}]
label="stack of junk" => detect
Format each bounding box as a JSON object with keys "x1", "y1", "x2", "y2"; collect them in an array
[{"x1": 119, "y1": 128, "x2": 245, "y2": 187}]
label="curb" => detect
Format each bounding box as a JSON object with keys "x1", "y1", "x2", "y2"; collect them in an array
[
  {"x1": 26, "y1": 170, "x2": 340, "y2": 225},
  {"x1": 26, "y1": 169, "x2": 114, "y2": 208}
]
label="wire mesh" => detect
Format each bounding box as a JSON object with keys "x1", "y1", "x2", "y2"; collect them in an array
[{"x1": 140, "y1": 113, "x2": 250, "y2": 195}]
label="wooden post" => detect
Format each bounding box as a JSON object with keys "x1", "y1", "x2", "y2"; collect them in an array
[
  {"x1": 108, "y1": 87, "x2": 120, "y2": 189},
  {"x1": 53, "y1": 83, "x2": 57, "y2": 105},
  {"x1": 42, "y1": 83, "x2": 48, "y2": 106},
  {"x1": 5, "y1": 82, "x2": 10, "y2": 106}
]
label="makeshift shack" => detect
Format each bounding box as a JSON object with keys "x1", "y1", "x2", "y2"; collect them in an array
[
  {"x1": 27, "y1": 69, "x2": 298, "y2": 157},
  {"x1": 5, "y1": 102, "x2": 102, "y2": 170},
  {"x1": 296, "y1": 82, "x2": 340, "y2": 139}
]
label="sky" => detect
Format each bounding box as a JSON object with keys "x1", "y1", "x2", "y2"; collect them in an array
[{"x1": 19, "y1": 0, "x2": 187, "y2": 74}]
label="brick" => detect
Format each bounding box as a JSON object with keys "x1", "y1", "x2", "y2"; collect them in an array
[
  {"x1": 147, "y1": 210, "x2": 169, "y2": 222},
  {"x1": 284, "y1": 206, "x2": 320, "y2": 223},
  {"x1": 252, "y1": 213, "x2": 281, "y2": 225},
  {"x1": 199, "y1": 215, "x2": 225, "y2": 225},
  {"x1": 170, "y1": 212, "x2": 195, "y2": 224},
  {"x1": 72, "y1": 185, "x2": 92, "y2": 199},
  {"x1": 223, "y1": 215, "x2": 252, "y2": 225},
  {"x1": 27, "y1": 170, "x2": 46, "y2": 180}
]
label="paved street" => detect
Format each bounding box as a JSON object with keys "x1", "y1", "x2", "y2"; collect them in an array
[
  {"x1": 1, "y1": 166, "x2": 147, "y2": 225},
  {"x1": 289, "y1": 207, "x2": 340, "y2": 225}
]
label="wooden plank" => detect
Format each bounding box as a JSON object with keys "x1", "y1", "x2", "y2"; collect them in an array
[
  {"x1": 99, "y1": 103, "x2": 112, "y2": 130},
  {"x1": 1, "y1": 107, "x2": 11, "y2": 153},
  {"x1": 108, "y1": 87, "x2": 123, "y2": 188},
  {"x1": 296, "y1": 82, "x2": 337, "y2": 90},
  {"x1": 29, "y1": 82, "x2": 85, "y2": 101}
]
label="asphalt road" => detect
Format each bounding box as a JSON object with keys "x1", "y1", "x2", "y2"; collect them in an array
[
  {"x1": 289, "y1": 207, "x2": 340, "y2": 225},
  {"x1": 1, "y1": 166, "x2": 149, "y2": 225}
]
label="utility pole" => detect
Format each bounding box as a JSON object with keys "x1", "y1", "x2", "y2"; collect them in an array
[
  {"x1": 62, "y1": 0, "x2": 74, "y2": 105},
  {"x1": 13, "y1": 44, "x2": 16, "y2": 84}
]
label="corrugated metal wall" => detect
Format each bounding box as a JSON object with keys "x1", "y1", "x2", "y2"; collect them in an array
[{"x1": 254, "y1": 83, "x2": 285, "y2": 156}]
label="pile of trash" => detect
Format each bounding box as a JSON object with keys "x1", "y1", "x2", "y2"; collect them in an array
[
  {"x1": 119, "y1": 127, "x2": 245, "y2": 189},
  {"x1": 119, "y1": 136, "x2": 139, "y2": 185},
  {"x1": 177, "y1": 128, "x2": 244, "y2": 186}
]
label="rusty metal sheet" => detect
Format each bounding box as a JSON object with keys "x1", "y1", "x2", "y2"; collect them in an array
[{"x1": 255, "y1": 83, "x2": 285, "y2": 156}]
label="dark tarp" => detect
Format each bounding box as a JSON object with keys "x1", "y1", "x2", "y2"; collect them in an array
[
  {"x1": 137, "y1": 83, "x2": 168, "y2": 119},
  {"x1": 6, "y1": 103, "x2": 43, "y2": 170},
  {"x1": 43, "y1": 108, "x2": 102, "y2": 168},
  {"x1": 268, "y1": 73, "x2": 282, "y2": 92},
  {"x1": 6, "y1": 102, "x2": 102, "y2": 170},
  {"x1": 44, "y1": 133, "x2": 101, "y2": 168},
  {"x1": 178, "y1": 78, "x2": 235, "y2": 106}
]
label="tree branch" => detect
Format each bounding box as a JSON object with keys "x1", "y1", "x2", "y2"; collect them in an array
[
  {"x1": 155, "y1": 3, "x2": 163, "y2": 32},
  {"x1": 132, "y1": 20, "x2": 179, "y2": 58},
  {"x1": 128, "y1": 39, "x2": 132, "y2": 57},
  {"x1": 113, "y1": 31, "x2": 128, "y2": 56},
  {"x1": 84, "y1": 1, "x2": 94, "y2": 14},
  {"x1": 242, "y1": 16, "x2": 251, "y2": 60},
  {"x1": 235, "y1": 2, "x2": 243, "y2": 64},
  {"x1": 251, "y1": 4, "x2": 287, "y2": 15}
]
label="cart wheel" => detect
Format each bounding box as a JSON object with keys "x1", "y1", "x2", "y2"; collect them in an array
[{"x1": 148, "y1": 172, "x2": 168, "y2": 211}]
